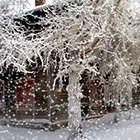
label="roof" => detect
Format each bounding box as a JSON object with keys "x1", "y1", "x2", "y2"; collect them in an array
[{"x1": 14, "y1": 0, "x2": 83, "y2": 39}]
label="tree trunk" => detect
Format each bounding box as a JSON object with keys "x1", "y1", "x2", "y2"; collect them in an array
[
  {"x1": 114, "y1": 94, "x2": 121, "y2": 123},
  {"x1": 128, "y1": 88, "x2": 132, "y2": 120},
  {"x1": 67, "y1": 71, "x2": 83, "y2": 140},
  {"x1": 114, "y1": 102, "x2": 121, "y2": 123},
  {"x1": 128, "y1": 102, "x2": 132, "y2": 120}
]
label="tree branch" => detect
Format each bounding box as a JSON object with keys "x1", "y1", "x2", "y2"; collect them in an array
[{"x1": 86, "y1": 0, "x2": 121, "y2": 54}]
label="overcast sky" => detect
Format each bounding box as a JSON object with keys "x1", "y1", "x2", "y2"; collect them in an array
[{"x1": 45, "y1": 0, "x2": 53, "y2": 4}]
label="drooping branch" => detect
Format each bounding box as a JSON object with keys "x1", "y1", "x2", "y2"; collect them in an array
[{"x1": 85, "y1": 0, "x2": 121, "y2": 54}]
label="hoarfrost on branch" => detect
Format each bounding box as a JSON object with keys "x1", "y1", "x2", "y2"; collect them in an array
[{"x1": 0, "y1": 0, "x2": 140, "y2": 139}]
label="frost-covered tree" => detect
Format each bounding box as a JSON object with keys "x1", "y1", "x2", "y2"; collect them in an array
[
  {"x1": 98, "y1": 0, "x2": 140, "y2": 122},
  {"x1": 28, "y1": 0, "x2": 140, "y2": 139},
  {"x1": 0, "y1": 0, "x2": 36, "y2": 122},
  {"x1": 0, "y1": 0, "x2": 140, "y2": 139},
  {"x1": 0, "y1": 0, "x2": 34, "y2": 73}
]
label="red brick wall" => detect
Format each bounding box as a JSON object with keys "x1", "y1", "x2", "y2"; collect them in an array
[{"x1": 35, "y1": 0, "x2": 46, "y2": 6}]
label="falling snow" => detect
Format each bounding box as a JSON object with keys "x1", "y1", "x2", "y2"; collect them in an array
[{"x1": 0, "y1": 0, "x2": 140, "y2": 140}]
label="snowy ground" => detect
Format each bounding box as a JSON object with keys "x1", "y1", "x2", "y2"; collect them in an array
[{"x1": 0, "y1": 109, "x2": 140, "y2": 140}]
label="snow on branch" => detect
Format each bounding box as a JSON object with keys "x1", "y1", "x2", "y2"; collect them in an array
[{"x1": 0, "y1": 0, "x2": 140, "y2": 89}]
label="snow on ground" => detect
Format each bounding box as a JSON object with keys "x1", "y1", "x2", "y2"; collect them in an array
[
  {"x1": 81, "y1": 110, "x2": 140, "y2": 140},
  {"x1": 0, "y1": 109, "x2": 140, "y2": 140}
]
